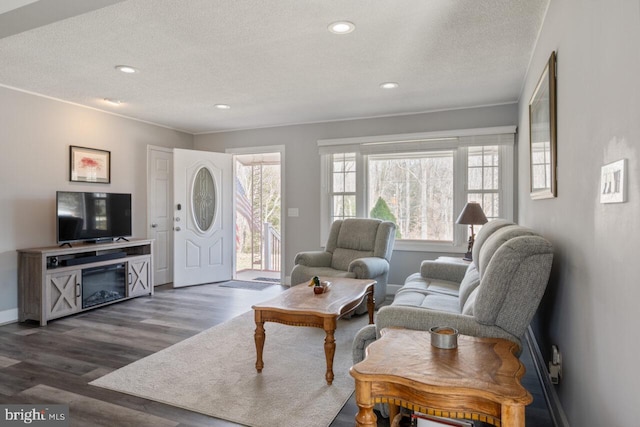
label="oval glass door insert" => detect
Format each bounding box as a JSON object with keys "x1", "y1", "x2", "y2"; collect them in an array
[{"x1": 192, "y1": 167, "x2": 216, "y2": 232}]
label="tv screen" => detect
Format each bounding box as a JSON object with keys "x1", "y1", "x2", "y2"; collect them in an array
[{"x1": 57, "y1": 191, "x2": 132, "y2": 243}]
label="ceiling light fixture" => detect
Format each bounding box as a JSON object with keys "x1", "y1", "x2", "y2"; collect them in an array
[
  {"x1": 328, "y1": 21, "x2": 355, "y2": 34},
  {"x1": 115, "y1": 65, "x2": 138, "y2": 74},
  {"x1": 103, "y1": 98, "x2": 123, "y2": 106},
  {"x1": 380, "y1": 82, "x2": 399, "y2": 89},
  {"x1": 214, "y1": 104, "x2": 231, "y2": 110}
]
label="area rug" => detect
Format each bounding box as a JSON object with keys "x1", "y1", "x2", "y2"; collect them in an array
[
  {"x1": 253, "y1": 277, "x2": 281, "y2": 283},
  {"x1": 90, "y1": 310, "x2": 368, "y2": 427},
  {"x1": 218, "y1": 280, "x2": 275, "y2": 290}
]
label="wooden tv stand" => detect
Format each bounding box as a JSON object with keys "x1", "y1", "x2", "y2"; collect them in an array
[{"x1": 18, "y1": 239, "x2": 154, "y2": 326}]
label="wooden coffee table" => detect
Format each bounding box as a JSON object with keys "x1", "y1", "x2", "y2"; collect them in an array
[
  {"x1": 252, "y1": 277, "x2": 375, "y2": 385},
  {"x1": 350, "y1": 328, "x2": 532, "y2": 427}
]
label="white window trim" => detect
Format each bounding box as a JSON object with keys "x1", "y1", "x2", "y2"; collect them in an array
[{"x1": 319, "y1": 127, "x2": 515, "y2": 253}]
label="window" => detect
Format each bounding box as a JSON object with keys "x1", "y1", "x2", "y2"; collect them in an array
[
  {"x1": 466, "y1": 145, "x2": 500, "y2": 220},
  {"x1": 368, "y1": 151, "x2": 454, "y2": 241},
  {"x1": 320, "y1": 127, "x2": 515, "y2": 252},
  {"x1": 331, "y1": 153, "x2": 356, "y2": 222}
]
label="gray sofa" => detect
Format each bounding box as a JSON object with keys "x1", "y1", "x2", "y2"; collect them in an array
[
  {"x1": 290, "y1": 218, "x2": 396, "y2": 312},
  {"x1": 353, "y1": 219, "x2": 554, "y2": 365}
]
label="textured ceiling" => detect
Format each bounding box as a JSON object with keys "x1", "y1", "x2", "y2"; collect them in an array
[{"x1": 0, "y1": 0, "x2": 549, "y2": 134}]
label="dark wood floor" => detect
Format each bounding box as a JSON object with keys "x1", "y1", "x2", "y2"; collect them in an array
[{"x1": 0, "y1": 283, "x2": 553, "y2": 426}]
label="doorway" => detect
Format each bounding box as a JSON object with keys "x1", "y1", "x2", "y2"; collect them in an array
[
  {"x1": 147, "y1": 146, "x2": 233, "y2": 287},
  {"x1": 233, "y1": 150, "x2": 283, "y2": 283}
]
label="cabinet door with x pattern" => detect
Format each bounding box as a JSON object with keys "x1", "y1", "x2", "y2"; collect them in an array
[{"x1": 46, "y1": 269, "x2": 81, "y2": 320}]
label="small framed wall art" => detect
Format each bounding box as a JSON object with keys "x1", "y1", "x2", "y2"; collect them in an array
[
  {"x1": 69, "y1": 145, "x2": 111, "y2": 183},
  {"x1": 529, "y1": 51, "x2": 557, "y2": 199},
  {"x1": 600, "y1": 159, "x2": 627, "y2": 203}
]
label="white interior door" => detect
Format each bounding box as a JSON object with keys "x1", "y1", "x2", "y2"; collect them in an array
[
  {"x1": 173, "y1": 149, "x2": 233, "y2": 287},
  {"x1": 147, "y1": 146, "x2": 173, "y2": 285}
]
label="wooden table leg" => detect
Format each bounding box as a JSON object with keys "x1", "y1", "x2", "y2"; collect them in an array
[
  {"x1": 354, "y1": 379, "x2": 377, "y2": 427},
  {"x1": 254, "y1": 314, "x2": 265, "y2": 373},
  {"x1": 324, "y1": 327, "x2": 336, "y2": 385},
  {"x1": 502, "y1": 404, "x2": 525, "y2": 427},
  {"x1": 388, "y1": 403, "x2": 399, "y2": 424},
  {"x1": 367, "y1": 289, "x2": 375, "y2": 324}
]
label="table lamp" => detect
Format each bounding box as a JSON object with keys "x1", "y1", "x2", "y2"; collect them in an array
[{"x1": 456, "y1": 202, "x2": 488, "y2": 261}]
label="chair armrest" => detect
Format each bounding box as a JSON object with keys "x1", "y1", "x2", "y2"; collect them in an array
[
  {"x1": 349, "y1": 257, "x2": 389, "y2": 279},
  {"x1": 294, "y1": 251, "x2": 332, "y2": 268},
  {"x1": 375, "y1": 305, "x2": 521, "y2": 351},
  {"x1": 420, "y1": 260, "x2": 468, "y2": 282}
]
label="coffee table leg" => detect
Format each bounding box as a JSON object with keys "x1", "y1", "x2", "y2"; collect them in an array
[
  {"x1": 254, "y1": 320, "x2": 265, "y2": 373},
  {"x1": 354, "y1": 379, "x2": 377, "y2": 427},
  {"x1": 367, "y1": 290, "x2": 375, "y2": 324},
  {"x1": 324, "y1": 328, "x2": 336, "y2": 385}
]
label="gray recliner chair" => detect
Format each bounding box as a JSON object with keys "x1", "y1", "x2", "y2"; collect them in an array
[{"x1": 290, "y1": 218, "x2": 396, "y2": 312}]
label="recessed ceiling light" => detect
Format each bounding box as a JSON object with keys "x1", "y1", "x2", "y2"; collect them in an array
[
  {"x1": 380, "y1": 82, "x2": 399, "y2": 89},
  {"x1": 214, "y1": 104, "x2": 231, "y2": 110},
  {"x1": 328, "y1": 21, "x2": 355, "y2": 34},
  {"x1": 115, "y1": 65, "x2": 138, "y2": 74},
  {"x1": 103, "y1": 98, "x2": 123, "y2": 106}
]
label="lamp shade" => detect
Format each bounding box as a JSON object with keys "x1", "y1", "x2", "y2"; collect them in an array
[{"x1": 456, "y1": 202, "x2": 488, "y2": 225}]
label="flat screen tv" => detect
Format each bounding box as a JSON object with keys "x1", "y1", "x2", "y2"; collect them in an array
[{"x1": 57, "y1": 191, "x2": 132, "y2": 244}]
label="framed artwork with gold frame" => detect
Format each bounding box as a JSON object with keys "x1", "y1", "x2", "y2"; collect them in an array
[{"x1": 529, "y1": 51, "x2": 557, "y2": 199}]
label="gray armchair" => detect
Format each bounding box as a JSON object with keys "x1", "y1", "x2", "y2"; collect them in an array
[{"x1": 290, "y1": 218, "x2": 396, "y2": 311}]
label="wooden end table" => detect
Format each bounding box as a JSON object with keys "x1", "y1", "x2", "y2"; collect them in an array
[
  {"x1": 252, "y1": 277, "x2": 375, "y2": 385},
  {"x1": 350, "y1": 328, "x2": 532, "y2": 426}
]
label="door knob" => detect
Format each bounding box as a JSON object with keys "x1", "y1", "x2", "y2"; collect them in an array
[
  {"x1": 151, "y1": 223, "x2": 158, "y2": 228},
  {"x1": 175, "y1": 226, "x2": 181, "y2": 232}
]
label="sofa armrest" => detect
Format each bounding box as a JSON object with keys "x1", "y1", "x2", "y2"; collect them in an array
[
  {"x1": 352, "y1": 324, "x2": 377, "y2": 364},
  {"x1": 420, "y1": 260, "x2": 468, "y2": 282},
  {"x1": 294, "y1": 251, "x2": 332, "y2": 268},
  {"x1": 375, "y1": 305, "x2": 521, "y2": 351},
  {"x1": 349, "y1": 257, "x2": 389, "y2": 279}
]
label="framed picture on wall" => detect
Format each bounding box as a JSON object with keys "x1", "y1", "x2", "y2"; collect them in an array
[
  {"x1": 600, "y1": 159, "x2": 627, "y2": 203},
  {"x1": 69, "y1": 145, "x2": 111, "y2": 183},
  {"x1": 529, "y1": 51, "x2": 557, "y2": 199}
]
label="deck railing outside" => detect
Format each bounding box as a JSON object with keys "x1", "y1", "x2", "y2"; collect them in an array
[{"x1": 263, "y1": 222, "x2": 281, "y2": 271}]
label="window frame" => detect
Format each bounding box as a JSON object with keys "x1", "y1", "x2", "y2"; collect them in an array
[{"x1": 319, "y1": 127, "x2": 515, "y2": 253}]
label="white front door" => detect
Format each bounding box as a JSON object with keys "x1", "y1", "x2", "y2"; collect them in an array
[
  {"x1": 147, "y1": 146, "x2": 173, "y2": 285},
  {"x1": 173, "y1": 149, "x2": 233, "y2": 287}
]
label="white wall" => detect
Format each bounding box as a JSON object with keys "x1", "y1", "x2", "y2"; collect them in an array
[
  {"x1": 194, "y1": 104, "x2": 518, "y2": 285},
  {"x1": 0, "y1": 86, "x2": 193, "y2": 321},
  {"x1": 518, "y1": 1, "x2": 640, "y2": 424}
]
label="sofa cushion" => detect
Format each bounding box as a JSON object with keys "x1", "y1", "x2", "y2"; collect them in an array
[
  {"x1": 331, "y1": 248, "x2": 374, "y2": 271},
  {"x1": 477, "y1": 225, "x2": 537, "y2": 276},
  {"x1": 336, "y1": 218, "x2": 381, "y2": 251},
  {"x1": 458, "y1": 264, "x2": 480, "y2": 310},
  {"x1": 399, "y1": 272, "x2": 460, "y2": 297},
  {"x1": 420, "y1": 294, "x2": 460, "y2": 313},
  {"x1": 474, "y1": 236, "x2": 554, "y2": 333},
  {"x1": 471, "y1": 219, "x2": 512, "y2": 266},
  {"x1": 290, "y1": 265, "x2": 356, "y2": 285},
  {"x1": 392, "y1": 291, "x2": 460, "y2": 314},
  {"x1": 462, "y1": 287, "x2": 478, "y2": 315}
]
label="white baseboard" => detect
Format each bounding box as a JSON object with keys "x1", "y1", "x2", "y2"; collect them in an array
[
  {"x1": 525, "y1": 327, "x2": 570, "y2": 427},
  {"x1": 0, "y1": 308, "x2": 18, "y2": 326}
]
